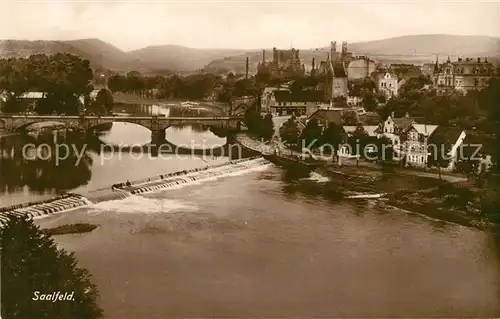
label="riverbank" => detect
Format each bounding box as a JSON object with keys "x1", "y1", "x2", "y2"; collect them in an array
[
  {"x1": 316, "y1": 164, "x2": 495, "y2": 230},
  {"x1": 236, "y1": 131, "x2": 493, "y2": 229}
]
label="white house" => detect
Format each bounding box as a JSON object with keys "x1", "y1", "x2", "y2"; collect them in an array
[
  {"x1": 376, "y1": 113, "x2": 415, "y2": 148},
  {"x1": 403, "y1": 123, "x2": 439, "y2": 168},
  {"x1": 269, "y1": 90, "x2": 324, "y2": 116},
  {"x1": 347, "y1": 96, "x2": 363, "y2": 107}
]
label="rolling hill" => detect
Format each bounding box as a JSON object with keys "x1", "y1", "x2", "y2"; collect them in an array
[
  {"x1": 127, "y1": 45, "x2": 250, "y2": 73},
  {"x1": 1, "y1": 34, "x2": 498, "y2": 74},
  {"x1": 0, "y1": 38, "x2": 151, "y2": 72}
]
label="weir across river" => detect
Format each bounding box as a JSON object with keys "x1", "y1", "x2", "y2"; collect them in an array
[{"x1": 0, "y1": 156, "x2": 270, "y2": 226}]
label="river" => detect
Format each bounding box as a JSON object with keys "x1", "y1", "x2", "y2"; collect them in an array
[{"x1": 1, "y1": 105, "x2": 500, "y2": 317}]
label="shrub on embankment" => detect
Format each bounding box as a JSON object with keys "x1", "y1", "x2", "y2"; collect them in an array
[
  {"x1": 0, "y1": 216, "x2": 103, "y2": 319},
  {"x1": 244, "y1": 107, "x2": 274, "y2": 140}
]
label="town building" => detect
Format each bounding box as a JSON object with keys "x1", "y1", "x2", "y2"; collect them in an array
[
  {"x1": 268, "y1": 90, "x2": 324, "y2": 116},
  {"x1": 314, "y1": 41, "x2": 349, "y2": 104},
  {"x1": 347, "y1": 96, "x2": 363, "y2": 107},
  {"x1": 374, "y1": 112, "x2": 419, "y2": 161},
  {"x1": 432, "y1": 56, "x2": 496, "y2": 94},
  {"x1": 260, "y1": 86, "x2": 289, "y2": 114},
  {"x1": 308, "y1": 107, "x2": 343, "y2": 128},
  {"x1": 374, "y1": 72, "x2": 400, "y2": 98},
  {"x1": 358, "y1": 112, "x2": 381, "y2": 126},
  {"x1": 421, "y1": 63, "x2": 436, "y2": 78},
  {"x1": 346, "y1": 57, "x2": 376, "y2": 80},
  {"x1": 402, "y1": 123, "x2": 439, "y2": 168},
  {"x1": 343, "y1": 125, "x2": 378, "y2": 138},
  {"x1": 256, "y1": 48, "x2": 305, "y2": 79},
  {"x1": 389, "y1": 64, "x2": 422, "y2": 81}
]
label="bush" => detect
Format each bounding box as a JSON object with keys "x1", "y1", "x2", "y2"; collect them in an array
[{"x1": 1, "y1": 216, "x2": 103, "y2": 319}]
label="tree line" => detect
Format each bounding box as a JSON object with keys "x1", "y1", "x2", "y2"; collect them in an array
[
  {"x1": 107, "y1": 72, "x2": 268, "y2": 103},
  {"x1": 0, "y1": 54, "x2": 93, "y2": 115}
]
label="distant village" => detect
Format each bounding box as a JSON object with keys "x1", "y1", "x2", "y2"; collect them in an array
[
  {"x1": 0, "y1": 40, "x2": 497, "y2": 175},
  {"x1": 251, "y1": 41, "x2": 497, "y2": 174}
]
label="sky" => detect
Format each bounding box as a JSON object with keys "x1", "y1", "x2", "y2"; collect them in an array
[{"x1": 0, "y1": 0, "x2": 499, "y2": 51}]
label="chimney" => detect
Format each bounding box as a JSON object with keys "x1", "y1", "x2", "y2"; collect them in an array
[
  {"x1": 312, "y1": 57, "x2": 315, "y2": 71},
  {"x1": 405, "y1": 112, "x2": 409, "y2": 118},
  {"x1": 262, "y1": 49, "x2": 265, "y2": 63},
  {"x1": 391, "y1": 111, "x2": 395, "y2": 118},
  {"x1": 478, "y1": 58, "x2": 481, "y2": 63},
  {"x1": 245, "y1": 56, "x2": 249, "y2": 79}
]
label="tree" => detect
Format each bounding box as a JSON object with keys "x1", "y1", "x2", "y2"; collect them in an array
[
  {"x1": 279, "y1": 116, "x2": 300, "y2": 145},
  {"x1": 377, "y1": 135, "x2": 394, "y2": 162},
  {"x1": 1, "y1": 216, "x2": 103, "y2": 319},
  {"x1": 349, "y1": 125, "x2": 370, "y2": 156},
  {"x1": 258, "y1": 113, "x2": 275, "y2": 140},
  {"x1": 107, "y1": 75, "x2": 126, "y2": 93},
  {"x1": 362, "y1": 91, "x2": 377, "y2": 111},
  {"x1": 0, "y1": 54, "x2": 93, "y2": 115},
  {"x1": 427, "y1": 133, "x2": 450, "y2": 181},
  {"x1": 479, "y1": 78, "x2": 500, "y2": 168},
  {"x1": 243, "y1": 107, "x2": 261, "y2": 132},
  {"x1": 90, "y1": 88, "x2": 114, "y2": 114},
  {"x1": 299, "y1": 118, "x2": 322, "y2": 149},
  {"x1": 398, "y1": 75, "x2": 432, "y2": 97}
]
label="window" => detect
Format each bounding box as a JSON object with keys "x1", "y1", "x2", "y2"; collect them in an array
[{"x1": 474, "y1": 78, "x2": 479, "y2": 86}]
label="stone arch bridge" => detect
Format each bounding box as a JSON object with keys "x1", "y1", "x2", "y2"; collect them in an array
[{"x1": 0, "y1": 115, "x2": 243, "y2": 142}]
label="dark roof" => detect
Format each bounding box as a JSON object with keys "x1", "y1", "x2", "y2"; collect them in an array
[
  {"x1": 359, "y1": 112, "x2": 381, "y2": 125},
  {"x1": 463, "y1": 130, "x2": 496, "y2": 155},
  {"x1": 393, "y1": 117, "x2": 415, "y2": 131},
  {"x1": 309, "y1": 109, "x2": 342, "y2": 126},
  {"x1": 428, "y1": 126, "x2": 464, "y2": 145},
  {"x1": 273, "y1": 90, "x2": 324, "y2": 102},
  {"x1": 332, "y1": 61, "x2": 347, "y2": 77}
]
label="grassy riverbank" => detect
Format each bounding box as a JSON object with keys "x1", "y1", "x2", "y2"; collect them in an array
[{"x1": 314, "y1": 164, "x2": 496, "y2": 230}]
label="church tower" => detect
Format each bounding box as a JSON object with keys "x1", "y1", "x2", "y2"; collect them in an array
[
  {"x1": 341, "y1": 41, "x2": 348, "y2": 60},
  {"x1": 330, "y1": 41, "x2": 337, "y2": 61}
]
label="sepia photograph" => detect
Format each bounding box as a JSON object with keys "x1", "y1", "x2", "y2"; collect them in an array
[{"x1": 1, "y1": 0, "x2": 500, "y2": 318}]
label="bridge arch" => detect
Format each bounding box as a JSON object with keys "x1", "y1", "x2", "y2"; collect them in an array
[
  {"x1": 232, "y1": 103, "x2": 249, "y2": 116},
  {"x1": 2, "y1": 116, "x2": 243, "y2": 139}
]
